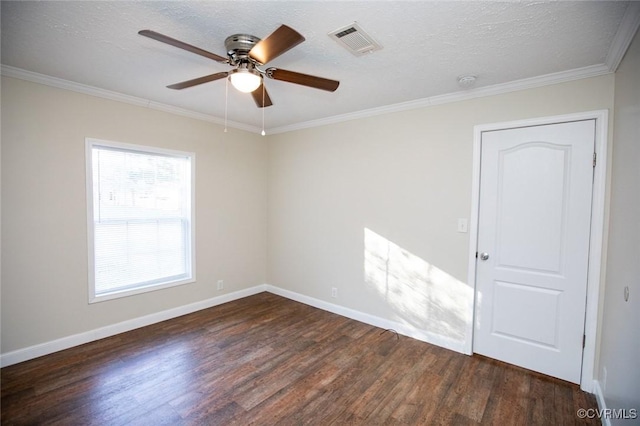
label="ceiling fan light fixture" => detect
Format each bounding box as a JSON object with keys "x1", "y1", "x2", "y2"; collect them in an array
[{"x1": 229, "y1": 68, "x2": 262, "y2": 93}]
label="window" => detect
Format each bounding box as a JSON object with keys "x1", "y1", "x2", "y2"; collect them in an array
[{"x1": 86, "y1": 138, "x2": 195, "y2": 302}]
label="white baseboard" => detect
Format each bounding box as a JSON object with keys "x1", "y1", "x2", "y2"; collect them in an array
[
  {"x1": 265, "y1": 284, "x2": 467, "y2": 354},
  {"x1": 0, "y1": 284, "x2": 267, "y2": 367},
  {"x1": 1, "y1": 283, "x2": 467, "y2": 368},
  {"x1": 593, "y1": 380, "x2": 611, "y2": 426}
]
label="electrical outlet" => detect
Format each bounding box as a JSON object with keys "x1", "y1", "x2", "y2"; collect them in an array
[
  {"x1": 624, "y1": 286, "x2": 630, "y2": 302},
  {"x1": 217, "y1": 280, "x2": 224, "y2": 291},
  {"x1": 331, "y1": 287, "x2": 338, "y2": 298}
]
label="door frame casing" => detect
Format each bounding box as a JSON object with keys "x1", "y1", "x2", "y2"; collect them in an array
[{"x1": 466, "y1": 110, "x2": 609, "y2": 392}]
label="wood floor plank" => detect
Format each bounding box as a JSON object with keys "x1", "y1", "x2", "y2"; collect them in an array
[
  {"x1": 413, "y1": 353, "x2": 467, "y2": 424},
  {"x1": 389, "y1": 368, "x2": 441, "y2": 423},
  {"x1": 1, "y1": 292, "x2": 599, "y2": 425}
]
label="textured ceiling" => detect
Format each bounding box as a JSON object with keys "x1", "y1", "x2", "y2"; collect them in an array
[{"x1": 1, "y1": 1, "x2": 637, "y2": 133}]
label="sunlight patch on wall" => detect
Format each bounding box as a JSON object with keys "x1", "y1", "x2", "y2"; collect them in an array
[{"x1": 364, "y1": 228, "x2": 472, "y2": 346}]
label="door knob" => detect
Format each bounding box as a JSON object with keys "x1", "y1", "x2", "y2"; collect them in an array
[{"x1": 479, "y1": 252, "x2": 490, "y2": 261}]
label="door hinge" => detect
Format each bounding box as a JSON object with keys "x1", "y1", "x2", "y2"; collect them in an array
[
  {"x1": 583, "y1": 334, "x2": 586, "y2": 348},
  {"x1": 593, "y1": 152, "x2": 597, "y2": 167}
]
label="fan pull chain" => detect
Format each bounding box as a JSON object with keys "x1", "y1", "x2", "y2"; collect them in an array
[
  {"x1": 224, "y1": 78, "x2": 229, "y2": 133},
  {"x1": 261, "y1": 83, "x2": 266, "y2": 136}
]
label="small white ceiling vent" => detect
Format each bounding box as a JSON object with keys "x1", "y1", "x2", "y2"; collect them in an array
[{"x1": 328, "y1": 22, "x2": 382, "y2": 56}]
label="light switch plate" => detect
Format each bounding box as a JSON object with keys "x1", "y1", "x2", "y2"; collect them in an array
[{"x1": 457, "y1": 218, "x2": 468, "y2": 233}]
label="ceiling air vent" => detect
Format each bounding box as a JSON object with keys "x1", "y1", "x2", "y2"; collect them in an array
[{"x1": 328, "y1": 22, "x2": 382, "y2": 56}]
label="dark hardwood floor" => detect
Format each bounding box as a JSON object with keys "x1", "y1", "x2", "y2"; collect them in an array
[{"x1": 2, "y1": 292, "x2": 599, "y2": 425}]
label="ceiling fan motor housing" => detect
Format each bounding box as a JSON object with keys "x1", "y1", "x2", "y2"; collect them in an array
[{"x1": 225, "y1": 34, "x2": 261, "y2": 65}]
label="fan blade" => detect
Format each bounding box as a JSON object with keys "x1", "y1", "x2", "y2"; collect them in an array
[
  {"x1": 251, "y1": 83, "x2": 273, "y2": 108},
  {"x1": 266, "y1": 68, "x2": 339, "y2": 92},
  {"x1": 139, "y1": 30, "x2": 228, "y2": 63},
  {"x1": 249, "y1": 25, "x2": 305, "y2": 65},
  {"x1": 167, "y1": 72, "x2": 229, "y2": 90}
]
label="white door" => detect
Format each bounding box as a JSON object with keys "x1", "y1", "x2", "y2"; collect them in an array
[{"x1": 473, "y1": 120, "x2": 595, "y2": 384}]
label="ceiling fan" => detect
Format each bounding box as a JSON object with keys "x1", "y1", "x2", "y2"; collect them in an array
[{"x1": 139, "y1": 25, "x2": 340, "y2": 108}]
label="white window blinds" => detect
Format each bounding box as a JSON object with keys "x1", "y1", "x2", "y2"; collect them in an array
[{"x1": 86, "y1": 139, "x2": 194, "y2": 301}]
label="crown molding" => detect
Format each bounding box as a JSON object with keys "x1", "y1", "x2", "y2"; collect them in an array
[
  {"x1": 0, "y1": 61, "x2": 614, "y2": 136},
  {"x1": 268, "y1": 63, "x2": 612, "y2": 134},
  {"x1": 0, "y1": 65, "x2": 261, "y2": 134},
  {"x1": 605, "y1": 2, "x2": 640, "y2": 72}
]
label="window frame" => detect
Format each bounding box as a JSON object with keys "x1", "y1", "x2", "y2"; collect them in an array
[{"x1": 85, "y1": 138, "x2": 196, "y2": 303}]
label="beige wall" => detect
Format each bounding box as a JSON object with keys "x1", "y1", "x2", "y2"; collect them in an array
[
  {"x1": 1, "y1": 70, "x2": 620, "y2": 366},
  {"x1": 1, "y1": 76, "x2": 268, "y2": 353},
  {"x1": 600, "y1": 29, "x2": 640, "y2": 420},
  {"x1": 267, "y1": 75, "x2": 615, "y2": 352}
]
